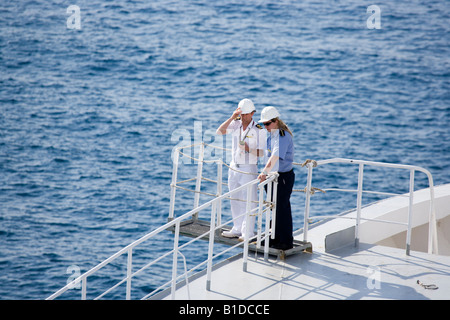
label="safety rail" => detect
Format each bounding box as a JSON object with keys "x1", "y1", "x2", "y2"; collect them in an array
[
  {"x1": 169, "y1": 142, "x2": 261, "y2": 223},
  {"x1": 46, "y1": 173, "x2": 278, "y2": 300},
  {"x1": 47, "y1": 141, "x2": 439, "y2": 299},
  {"x1": 299, "y1": 158, "x2": 439, "y2": 256}
]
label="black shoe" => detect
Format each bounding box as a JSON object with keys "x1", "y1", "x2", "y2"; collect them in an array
[
  {"x1": 271, "y1": 243, "x2": 293, "y2": 251},
  {"x1": 260, "y1": 239, "x2": 278, "y2": 247}
]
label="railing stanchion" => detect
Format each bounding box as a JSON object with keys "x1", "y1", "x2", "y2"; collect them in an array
[
  {"x1": 126, "y1": 248, "x2": 133, "y2": 300},
  {"x1": 355, "y1": 163, "x2": 364, "y2": 248},
  {"x1": 243, "y1": 184, "x2": 252, "y2": 272},
  {"x1": 169, "y1": 149, "x2": 180, "y2": 220},
  {"x1": 171, "y1": 221, "x2": 180, "y2": 299},
  {"x1": 427, "y1": 176, "x2": 438, "y2": 255},
  {"x1": 406, "y1": 169, "x2": 415, "y2": 255},
  {"x1": 303, "y1": 164, "x2": 313, "y2": 243},
  {"x1": 206, "y1": 201, "x2": 217, "y2": 291},
  {"x1": 193, "y1": 143, "x2": 204, "y2": 220},
  {"x1": 216, "y1": 160, "x2": 223, "y2": 227},
  {"x1": 266, "y1": 179, "x2": 274, "y2": 240},
  {"x1": 257, "y1": 184, "x2": 264, "y2": 250},
  {"x1": 81, "y1": 278, "x2": 86, "y2": 300},
  {"x1": 260, "y1": 183, "x2": 270, "y2": 260},
  {"x1": 271, "y1": 177, "x2": 278, "y2": 241}
]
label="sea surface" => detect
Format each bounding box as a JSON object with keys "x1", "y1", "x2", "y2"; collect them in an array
[{"x1": 1, "y1": 0, "x2": 449, "y2": 299}]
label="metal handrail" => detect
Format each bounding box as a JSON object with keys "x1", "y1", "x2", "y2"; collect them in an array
[
  {"x1": 46, "y1": 173, "x2": 278, "y2": 300},
  {"x1": 299, "y1": 158, "x2": 438, "y2": 256},
  {"x1": 47, "y1": 147, "x2": 439, "y2": 299}
]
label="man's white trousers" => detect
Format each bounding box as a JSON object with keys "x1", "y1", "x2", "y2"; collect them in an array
[{"x1": 227, "y1": 164, "x2": 258, "y2": 239}]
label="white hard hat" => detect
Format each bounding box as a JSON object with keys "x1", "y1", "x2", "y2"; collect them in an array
[
  {"x1": 259, "y1": 106, "x2": 280, "y2": 123},
  {"x1": 238, "y1": 98, "x2": 255, "y2": 114}
]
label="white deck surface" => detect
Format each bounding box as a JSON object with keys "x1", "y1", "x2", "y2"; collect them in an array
[{"x1": 162, "y1": 242, "x2": 450, "y2": 300}]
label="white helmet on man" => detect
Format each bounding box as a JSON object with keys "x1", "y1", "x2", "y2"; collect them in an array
[
  {"x1": 238, "y1": 98, "x2": 255, "y2": 114},
  {"x1": 259, "y1": 106, "x2": 280, "y2": 123}
]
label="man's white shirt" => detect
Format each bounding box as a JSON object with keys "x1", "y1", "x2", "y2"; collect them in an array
[{"x1": 226, "y1": 119, "x2": 266, "y2": 165}]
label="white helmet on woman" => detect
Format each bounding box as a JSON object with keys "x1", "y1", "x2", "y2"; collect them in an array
[{"x1": 259, "y1": 106, "x2": 280, "y2": 123}]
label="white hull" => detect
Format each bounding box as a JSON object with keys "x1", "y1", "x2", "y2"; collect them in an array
[{"x1": 312, "y1": 184, "x2": 450, "y2": 255}]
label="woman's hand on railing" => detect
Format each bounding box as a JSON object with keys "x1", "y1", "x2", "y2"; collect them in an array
[{"x1": 257, "y1": 172, "x2": 267, "y2": 182}]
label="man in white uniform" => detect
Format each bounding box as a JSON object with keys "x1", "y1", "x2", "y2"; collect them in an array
[{"x1": 216, "y1": 99, "x2": 266, "y2": 240}]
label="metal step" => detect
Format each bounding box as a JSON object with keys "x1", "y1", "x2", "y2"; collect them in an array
[{"x1": 169, "y1": 218, "x2": 312, "y2": 259}]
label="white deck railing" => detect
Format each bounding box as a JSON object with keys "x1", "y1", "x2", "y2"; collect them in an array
[
  {"x1": 47, "y1": 142, "x2": 278, "y2": 300},
  {"x1": 299, "y1": 158, "x2": 439, "y2": 256},
  {"x1": 47, "y1": 141, "x2": 439, "y2": 299}
]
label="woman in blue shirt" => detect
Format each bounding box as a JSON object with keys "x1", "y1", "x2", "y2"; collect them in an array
[{"x1": 257, "y1": 106, "x2": 295, "y2": 250}]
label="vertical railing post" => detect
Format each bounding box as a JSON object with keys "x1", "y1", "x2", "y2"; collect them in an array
[
  {"x1": 171, "y1": 221, "x2": 180, "y2": 299},
  {"x1": 193, "y1": 143, "x2": 204, "y2": 220},
  {"x1": 427, "y1": 177, "x2": 438, "y2": 255},
  {"x1": 81, "y1": 277, "x2": 86, "y2": 300},
  {"x1": 169, "y1": 149, "x2": 180, "y2": 220},
  {"x1": 126, "y1": 248, "x2": 133, "y2": 300},
  {"x1": 257, "y1": 183, "x2": 264, "y2": 250},
  {"x1": 216, "y1": 159, "x2": 223, "y2": 228},
  {"x1": 406, "y1": 170, "x2": 415, "y2": 255},
  {"x1": 178, "y1": 252, "x2": 191, "y2": 300},
  {"x1": 243, "y1": 184, "x2": 252, "y2": 272},
  {"x1": 266, "y1": 178, "x2": 273, "y2": 240},
  {"x1": 355, "y1": 163, "x2": 364, "y2": 248},
  {"x1": 271, "y1": 176, "x2": 278, "y2": 242},
  {"x1": 262, "y1": 181, "x2": 271, "y2": 261},
  {"x1": 206, "y1": 201, "x2": 217, "y2": 291},
  {"x1": 303, "y1": 164, "x2": 313, "y2": 242}
]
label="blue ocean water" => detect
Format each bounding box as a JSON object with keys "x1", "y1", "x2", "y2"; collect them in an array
[{"x1": 0, "y1": 0, "x2": 449, "y2": 299}]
